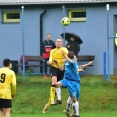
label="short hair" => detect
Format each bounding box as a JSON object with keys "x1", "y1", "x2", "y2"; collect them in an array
[
  {"x1": 56, "y1": 38, "x2": 62, "y2": 42},
  {"x1": 46, "y1": 33, "x2": 51, "y2": 36},
  {"x1": 68, "y1": 51, "x2": 74, "y2": 59},
  {"x1": 3, "y1": 59, "x2": 10, "y2": 67}
]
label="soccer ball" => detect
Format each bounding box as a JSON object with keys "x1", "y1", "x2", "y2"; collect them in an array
[{"x1": 61, "y1": 17, "x2": 70, "y2": 26}]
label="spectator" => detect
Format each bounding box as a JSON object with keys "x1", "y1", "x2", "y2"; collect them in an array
[
  {"x1": 42, "y1": 33, "x2": 55, "y2": 78},
  {"x1": 66, "y1": 36, "x2": 80, "y2": 56}
]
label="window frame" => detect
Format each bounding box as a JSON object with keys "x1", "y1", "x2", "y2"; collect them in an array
[
  {"x1": 68, "y1": 10, "x2": 86, "y2": 22},
  {"x1": 3, "y1": 12, "x2": 20, "y2": 23}
]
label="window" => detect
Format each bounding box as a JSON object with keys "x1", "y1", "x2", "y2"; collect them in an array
[
  {"x1": 3, "y1": 12, "x2": 20, "y2": 23},
  {"x1": 68, "y1": 10, "x2": 86, "y2": 22}
]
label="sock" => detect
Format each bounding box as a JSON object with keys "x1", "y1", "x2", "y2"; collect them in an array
[
  {"x1": 50, "y1": 85, "x2": 56, "y2": 102},
  {"x1": 47, "y1": 97, "x2": 51, "y2": 106},
  {"x1": 72, "y1": 101, "x2": 79, "y2": 116},
  {"x1": 66, "y1": 96, "x2": 73, "y2": 111},
  {"x1": 56, "y1": 87, "x2": 61, "y2": 100}
]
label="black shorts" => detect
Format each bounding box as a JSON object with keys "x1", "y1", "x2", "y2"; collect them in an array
[
  {"x1": 0, "y1": 99, "x2": 12, "y2": 108},
  {"x1": 50, "y1": 66, "x2": 64, "y2": 81}
]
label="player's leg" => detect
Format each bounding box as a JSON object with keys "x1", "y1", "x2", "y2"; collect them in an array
[
  {"x1": 42, "y1": 97, "x2": 51, "y2": 113},
  {"x1": 55, "y1": 81, "x2": 62, "y2": 104},
  {"x1": 43, "y1": 58, "x2": 49, "y2": 78},
  {"x1": 71, "y1": 99, "x2": 79, "y2": 117},
  {"x1": 0, "y1": 108, "x2": 4, "y2": 117},
  {"x1": 56, "y1": 87, "x2": 61, "y2": 102},
  {"x1": 64, "y1": 96, "x2": 72, "y2": 111},
  {"x1": 54, "y1": 70, "x2": 64, "y2": 105},
  {"x1": 0, "y1": 99, "x2": 4, "y2": 117},
  {"x1": 55, "y1": 88, "x2": 62, "y2": 104},
  {"x1": 5, "y1": 108, "x2": 10, "y2": 117},
  {"x1": 71, "y1": 83, "x2": 80, "y2": 117},
  {"x1": 48, "y1": 66, "x2": 58, "y2": 104},
  {"x1": 63, "y1": 96, "x2": 72, "y2": 117},
  {"x1": 0, "y1": 99, "x2": 12, "y2": 117},
  {"x1": 42, "y1": 80, "x2": 63, "y2": 113},
  {"x1": 57, "y1": 79, "x2": 71, "y2": 117},
  {"x1": 50, "y1": 76, "x2": 57, "y2": 104},
  {"x1": 42, "y1": 67, "x2": 58, "y2": 113},
  {"x1": 65, "y1": 81, "x2": 80, "y2": 117},
  {"x1": 42, "y1": 76, "x2": 57, "y2": 113},
  {"x1": 63, "y1": 80, "x2": 73, "y2": 117}
]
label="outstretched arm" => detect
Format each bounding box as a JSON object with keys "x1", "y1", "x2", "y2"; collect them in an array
[
  {"x1": 77, "y1": 68, "x2": 84, "y2": 72},
  {"x1": 79, "y1": 61, "x2": 94, "y2": 69}
]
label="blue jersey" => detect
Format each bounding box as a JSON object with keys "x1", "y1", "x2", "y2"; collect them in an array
[{"x1": 64, "y1": 59, "x2": 80, "y2": 82}]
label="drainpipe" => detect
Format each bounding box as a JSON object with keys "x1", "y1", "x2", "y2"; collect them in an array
[
  {"x1": 40, "y1": 10, "x2": 47, "y2": 73},
  {"x1": 40, "y1": 10, "x2": 47, "y2": 55}
]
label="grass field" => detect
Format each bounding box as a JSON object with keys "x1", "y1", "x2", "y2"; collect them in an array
[
  {"x1": 11, "y1": 112, "x2": 117, "y2": 117},
  {"x1": 10, "y1": 74, "x2": 117, "y2": 117}
]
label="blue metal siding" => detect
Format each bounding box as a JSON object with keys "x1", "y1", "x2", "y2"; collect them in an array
[
  {"x1": 0, "y1": 5, "x2": 116, "y2": 75},
  {"x1": 0, "y1": 9, "x2": 43, "y2": 72},
  {"x1": 107, "y1": 6, "x2": 117, "y2": 74},
  {"x1": 43, "y1": 6, "x2": 108, "y2": 75},
  {"x1": 43, "y1": 6, "x2": 116, "y2": 75}
]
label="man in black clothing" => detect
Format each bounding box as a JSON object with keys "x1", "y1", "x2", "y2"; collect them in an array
[{"x1": 66, "y1": 36, "x2": 80, "y2": 56}]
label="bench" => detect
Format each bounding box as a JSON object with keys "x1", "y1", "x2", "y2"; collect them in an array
[
  {"x1": 77, "y1": 55, "x2": 95, "y2": 66},
  {"x1": 16, "y1": 56, "x2": 45, "y2": 73},
  {"x1": 16, "y1": 55, "x2": 95, "y2": 69},
  {"x1": 16, "y1": 56, "x2": 44, "y2": 66},
  {"x1": 77, "y1": 55, "x2": 95, "y2": 75},
  {"x1": 77, "y1": 55, "x2": 95, "y2": 61}
]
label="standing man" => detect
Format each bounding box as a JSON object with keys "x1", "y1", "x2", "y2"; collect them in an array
[
  {"x1": 42, "y1": 33, "x2": 55, "y2": 78},
  {"x1": 0, "y1": 59, "x2": 16, "y2": 117},
  {"x1": 42, "y1": 38, "x2": 68, "y2": 113}
]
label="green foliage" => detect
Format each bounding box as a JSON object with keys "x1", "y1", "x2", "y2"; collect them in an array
[
  {"x1": 25, "y1": 68, "x2": 34, "y2": 76},
  {"x1": 11, "y1": 75, "x2": 117, "y2": 115}
]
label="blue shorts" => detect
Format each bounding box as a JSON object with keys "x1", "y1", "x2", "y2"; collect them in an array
[{"x1": 60, "y1": 79, "x2": 80, "y2": 100}]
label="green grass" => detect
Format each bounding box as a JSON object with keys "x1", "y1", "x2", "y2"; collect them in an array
[
  {"x1": 10, "y1": 74, "x2": 117, "y2": 116},
  {"x1": 10, "y1": 112, "x2": 117, "y2": 117}
]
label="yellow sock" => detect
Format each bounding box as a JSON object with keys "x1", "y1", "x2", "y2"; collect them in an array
[
  {"x1": 50, "y1": 86, "x2": 56, "y2": 102},
  {"x1": 46, "y1": 97, "x2": 51, "y2": 106},
  {"x1": 42, "y1": 97, "x2": 51, "y2": 113},
  {"x1": 44, "y1": 97, "x2": 51, "y2": 110}
]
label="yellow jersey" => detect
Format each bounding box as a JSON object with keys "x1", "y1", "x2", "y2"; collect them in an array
[
  {"x1": 49, "y1": 47, "x2": 68, "y2": 68},
  {"x1": 0, "y1": 67, "x2": 16, "y2": 99}
]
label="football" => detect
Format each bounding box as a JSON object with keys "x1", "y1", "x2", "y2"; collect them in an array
[{"x1": 61, "y1": 17, "x2": 70, "y2": 26}]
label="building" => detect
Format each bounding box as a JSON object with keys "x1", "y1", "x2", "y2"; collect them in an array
[{"x1": 0, "y1": 0, "x2": 117, "y2": 75}]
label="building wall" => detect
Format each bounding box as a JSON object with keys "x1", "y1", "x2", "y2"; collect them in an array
[
  {"x1": 43, "y1": 5, "x2": 112, "y2": 75},
  {"x1": 0, "y1": 9, "x2": 43, "y2": 73},
  {"x1": 0, "y1": 4, "x2": 116, "y2": 75},
  {"x1": 109, "y1": 6, "x2": 117, "y2": 75}
]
